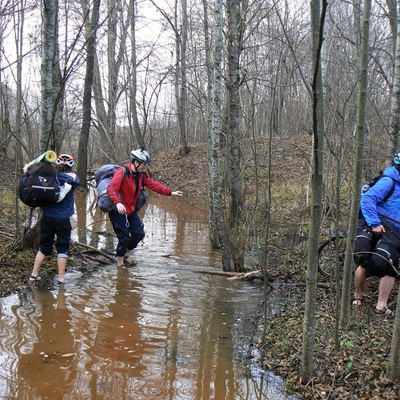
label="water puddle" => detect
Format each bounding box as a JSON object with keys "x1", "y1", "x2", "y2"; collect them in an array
[{"x1": 0, "y1": 194, "x2": 297, "y2": 399}]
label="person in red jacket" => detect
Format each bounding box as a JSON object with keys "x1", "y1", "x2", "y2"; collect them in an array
[{"x1": 107, "y1": 148, "x2": 183, "y2": 267}]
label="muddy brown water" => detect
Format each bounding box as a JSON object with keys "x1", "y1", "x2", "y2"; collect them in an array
[{"x1": 0, "y1": 193, "x2": 297, "y2": 399}]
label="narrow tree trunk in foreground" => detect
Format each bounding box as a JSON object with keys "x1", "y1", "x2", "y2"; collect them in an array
[{"x1": 301, "y1": 0, "x2": 327, "y2": 383}]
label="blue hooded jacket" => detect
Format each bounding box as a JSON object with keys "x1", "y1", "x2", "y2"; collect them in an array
[
  {"x1": 360, "y1": 166, "x2": 400, "y2": 230},
  {"x1": 43, "y1": 171, "x2": 80, "y2": 218}
]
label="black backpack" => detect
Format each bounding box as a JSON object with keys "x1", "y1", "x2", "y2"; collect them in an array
[
  {"x1": 361, "y1": 172, "x2": 395, "y2": 202},
  {"x1": 18, "y1": 162, "x2": 61, "y2": 208},
  {"x1": 94, "y1": 164, "x2": 147, "y2": 213}
]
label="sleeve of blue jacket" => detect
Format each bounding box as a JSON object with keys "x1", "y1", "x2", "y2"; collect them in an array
[{"x1": 360, "y1": 176, "x2": 393, "y2": 227}]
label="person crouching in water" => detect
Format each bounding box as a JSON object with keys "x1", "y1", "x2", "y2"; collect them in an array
[{"x1": 107, "y1": 148, "x2": 183, "y2": 267}]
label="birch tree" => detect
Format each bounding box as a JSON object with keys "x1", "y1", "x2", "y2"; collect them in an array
[{"x1": 208, "y1": 0, "x2": 234, "y2": 272}]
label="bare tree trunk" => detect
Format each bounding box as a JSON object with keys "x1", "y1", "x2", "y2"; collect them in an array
[
  {"x1": 128, "y1": 0, "x2": 144, "y2": 148},
  {"x1": 387, "y1": 1, "x2": 400, "y2": 380},
  {"x1": 386, "y1": 0, "x2": 398, "y2": 57},
  {"x1": 177, "y1": 0, "x2": 189, "y2": 157},
  {"x1": 52, "y1": 9, "x2": 64, "y2": 153},
  {"x1": 92, "y1": 53, "x2": 110, "y2": 158},
  {"x1": 40, "y1": 0, "x2": 57, "y2": 152},
  {"x1": 14, "y1": 0, "x2": 26, "y2": 236},
  {"x1": 107, "y1": 0, "x2": 118, "y2": 144},
  {"x1": 202, "y1": 0, "x2": 219, "y2": 249},
  {"x1": 226, "y1": 0, "x2": 245, "y2": 225},
  {"x1": 388, "y1": 288, "x2": 400, "y2": 378},
  {"x1": 352, "y1": 0, "x2": 362, "y2": 69},
  {"x1": 209, "y1": 0, "x2": 233, "y2": 271},
  {"x1": 389, "y1": 1, "x2": 400, "y2": 152},
  {"x1": 301, "y1": 0, "x2": 327, "y2": 382},
  {"x1": 340, "y1": 0, "x2": 371, "y2": 328},
  {"x1": 92, "y1": 0, "x2": 128, "y2": 162},
  {"x1": 77, "y1": 0, "x2": 100, "y2": 188},
  {"x1": 225, "y1": 0, "x2": 246, "y2": 270}
]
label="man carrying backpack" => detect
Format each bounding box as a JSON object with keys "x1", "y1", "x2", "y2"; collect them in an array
[
  {"x1": 28, "y1": 154, "x2": 80, "y2": 285},
  {"x1": 353, "y1": 153, "x2": 400, "y2": 316},
  {"x1": 107, "y1": 148, "x2": 183, "y2": 267}
]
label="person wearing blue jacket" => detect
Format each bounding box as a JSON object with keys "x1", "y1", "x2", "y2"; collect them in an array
[
  {"x1": 353, "y1": 153, "x2": 400, "y2": 316},
  {"x1": 28, "y1": 154, "x2": 80, "y2": 285}
]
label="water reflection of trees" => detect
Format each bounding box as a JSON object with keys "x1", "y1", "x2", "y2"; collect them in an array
[
  {"x1": 16, "y1": 287, "x2": 75, "y2": 398},
  {"x1": 74, "y1": 190, "x2": 116, "y2": 251},
  {"x1": 87, "y1": 267, "x2": 146, "y2": 397}
]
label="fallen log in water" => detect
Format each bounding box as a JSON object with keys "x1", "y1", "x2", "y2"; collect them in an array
[
  {"x1": 71, "y1": 241, "x2": 115, "y2": 262},
  {"x1": 191, "y1": 268, "x2": 263, "y2": 280}
]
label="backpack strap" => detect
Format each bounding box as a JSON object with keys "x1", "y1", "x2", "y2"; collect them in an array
[
  {"x1": 123, "y1": 167, "x2": 145, "y2": 191},
  {"x1": 383, "y1": 177, "x2": 395, "y2": 202},
  {"x1": 132, "y1": 172, "x2": 144, "y2": 190}
]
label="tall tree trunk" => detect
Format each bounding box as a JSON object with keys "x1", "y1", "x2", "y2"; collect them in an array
[
  {"x1": 52, "y1": 10, "x2": 64, "y2": 153},
  {"x1": 225, "y1": 0, "x2": 246, "y2": 270},
  {"x1": 77, "y1": 0, "x2": 100, "y2": 188},
  {"x1": 14, "y1": 0, "x2": 25, "y2": 236},
  {"x1": 92, "y1": 0, "x2": 128, "y2": 162},
  {"x1": 40, "y1": 0, "x2": 57, "y2": 152},
  {"x1": 301, "y1": 0, "x2": 327, "y2": 382},
  {"x1": 202, "y1": 0, "x2": 219, "y2": 249},
  {"x1": 92, "y1": 52, "x2": 111, "y2": 160},
  {"x1": 386, "y1": 0, "x2": 398, "y2": 58},
  {"x1": 389, "y1": 1, "x2": 400, "y2": 152},
  {"x1": 128, "y1": 0, "x2": 144, "y2": 148},
  {"x1": 387, "y1": 1, "x2": 400, "y2": 380},
  {"x1": 388, "y1": 283, "x2": 400, "y2": 378},
  {"x1": 209, "y1": 0, "x2": 233, "y2": 271},
  {"x1": 174, "y1": 0, "x2": 189, "y2": 157},
  {"x1": 148, "y1": 0, "x2": 190, "y2": 156},
  {"x1": 107, "y1": 0, "x2": 118, "y2": 144},
  {"x1": 340, "y1": 0, "x2": 372, "y2": 328},
  {"x1": 226, "y1": 0, "x2": 244, "y2": 225}
]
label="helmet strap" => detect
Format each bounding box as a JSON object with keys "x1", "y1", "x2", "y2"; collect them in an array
[{"x1": 131, "y1": 160, "x2": 142, "y2": 172}]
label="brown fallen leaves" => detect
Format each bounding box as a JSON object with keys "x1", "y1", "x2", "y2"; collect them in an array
[{"x1": 260, "y1": 283, "x2": 400, "y2": 399}]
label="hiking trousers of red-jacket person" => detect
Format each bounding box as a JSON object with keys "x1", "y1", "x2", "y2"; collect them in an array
[{"x1": 109, "y1": 210, "x2": 145, "y2": 257}]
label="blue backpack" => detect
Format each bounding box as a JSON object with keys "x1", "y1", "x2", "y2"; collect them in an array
[{"x1": 94, "y1": 164, "x2": 147, "y2": 212}]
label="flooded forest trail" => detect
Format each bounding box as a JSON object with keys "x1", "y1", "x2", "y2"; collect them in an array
[{"x1": 0, "y1": 193, "x2": 295, "y2": 399}]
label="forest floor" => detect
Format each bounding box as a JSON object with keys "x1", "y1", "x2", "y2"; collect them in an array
[{"x1": 1, "y1": 137, "x2": 399, "y2": 399}]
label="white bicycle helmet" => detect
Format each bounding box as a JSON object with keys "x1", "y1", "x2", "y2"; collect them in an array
[
  {"x1": 130, "y1": 148, "x2": 152, "y2": 165},
  {"x1": 56, "y1": 154, "x2": 75, "y2": 168}
]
